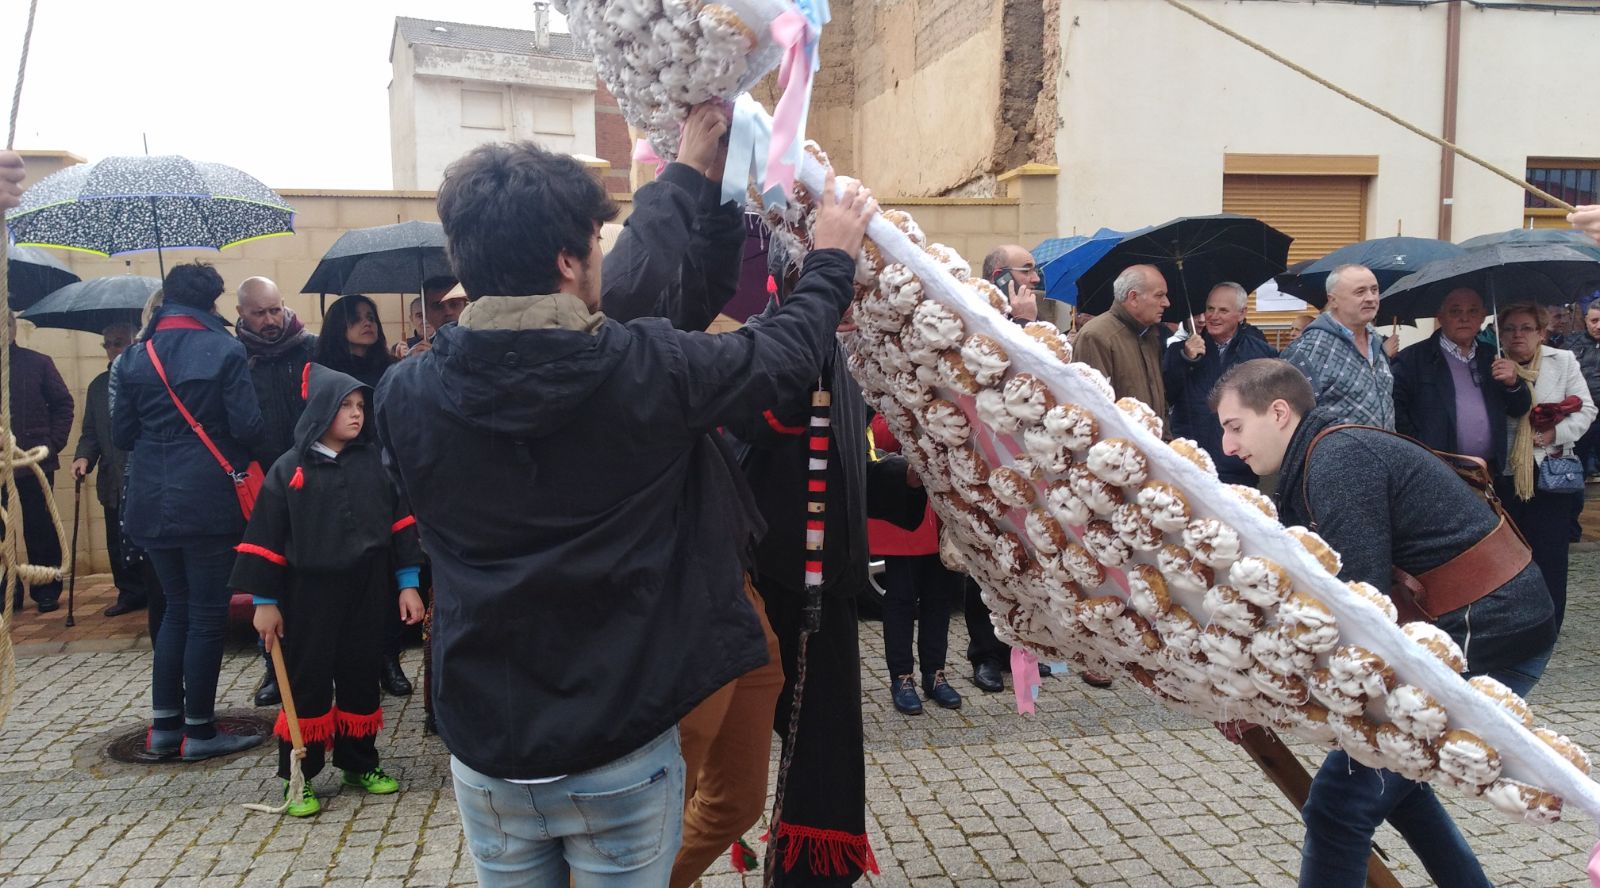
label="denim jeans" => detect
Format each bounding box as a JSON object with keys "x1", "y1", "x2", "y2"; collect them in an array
[
  {"x1": 882, "y1": 554, "x2": 956, "y2": 681},
  {"x1": 1298, "y1": 648, "x2": 1553, "y2": 888},
  {"x1": 146, "y1": 537, "x2": 239, "y2": 734},
  {"x1": 451, "y1": 728, "x2": 684, "y2": 887}
]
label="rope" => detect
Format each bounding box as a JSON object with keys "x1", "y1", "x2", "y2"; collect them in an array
[
  {"x1": 763, "y1": 382, "x2": 832, "y2": 887},
  {"x1": 0, "y1": 0, "x2": 60, "y2": 732},
  {"x1": 1159, "y1": 0, "x2": 1577, "y2": 213}
]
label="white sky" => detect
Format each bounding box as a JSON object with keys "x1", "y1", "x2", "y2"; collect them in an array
[{"x1": 0, "y1": 1, "x2": 568, "y2": 190}]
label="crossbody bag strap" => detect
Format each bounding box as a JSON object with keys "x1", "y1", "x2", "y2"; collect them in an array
[{"x1": 145, "y1": 339, "x2": 237, "y2": 477}]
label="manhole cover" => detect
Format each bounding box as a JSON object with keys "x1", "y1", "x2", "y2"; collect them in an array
[{"x1": 100, "y1": 709, "x2": 275, "y2": 766}]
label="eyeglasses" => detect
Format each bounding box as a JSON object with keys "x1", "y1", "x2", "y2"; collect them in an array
[
  {"x1": 1502, "y1": 325, "x2": 1541, "y2": 336},
  {"x1": 1004, "y1": 265, "x2": 1040, "y2": 276}
]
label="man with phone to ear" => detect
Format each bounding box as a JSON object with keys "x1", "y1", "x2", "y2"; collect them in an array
[{"x1": 982, "y1": 245, "x2": 1041, "y2": 323}]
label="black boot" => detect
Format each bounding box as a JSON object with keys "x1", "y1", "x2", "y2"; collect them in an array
[
  {"x1": 254, "y1": 664, "x2": 280, "y2": 707},
  {"x1": 381, "y1": 655, "x2": 413, "y2": 696}
]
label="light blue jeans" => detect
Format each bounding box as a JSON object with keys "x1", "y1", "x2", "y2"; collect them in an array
[{"x1": 451, "y1": 728, "x2": 684, "y2": 888}]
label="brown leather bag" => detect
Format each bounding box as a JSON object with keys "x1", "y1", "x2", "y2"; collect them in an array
[{"x1": 1300, "y1": 424, "x2": 1532, "y2": 624}]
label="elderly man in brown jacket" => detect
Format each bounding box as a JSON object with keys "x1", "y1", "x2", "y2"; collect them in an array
[{"x1": 1075, "y1": 263, "x2": 1172, "y2": 420}]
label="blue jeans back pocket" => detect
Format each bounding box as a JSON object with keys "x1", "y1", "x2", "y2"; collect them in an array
[
  {"x1": 570, "y1": 766, "x2": 672, "y2": 869},
  {"x1": 451, "y1": 766, "x2": 508, "y2": 861}
]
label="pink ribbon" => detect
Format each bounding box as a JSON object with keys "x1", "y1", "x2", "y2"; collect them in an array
[
  {"x1": 765, "y1": 9, "x2": 812, "y2": 194},
  {"x1": 1588, "y1": 840, "x2": 1600, "y2": 887},
  {"x1": 632, "y1": 138, "x2": 667, "y2": 175},
  {"x1": 1011, "y1": 647, "x2": 1041, "y2": 714}
]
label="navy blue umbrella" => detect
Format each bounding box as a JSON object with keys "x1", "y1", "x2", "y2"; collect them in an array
[
  {"x1": 1273, "y1": 237, "x2": 1465, "y2": 309},
  {"x1": 1035, "y1": 229, "x2": 1122, "y2": 305},
  {"x1": 18, "y1": 275, "x2": 161, "y2": 334}
]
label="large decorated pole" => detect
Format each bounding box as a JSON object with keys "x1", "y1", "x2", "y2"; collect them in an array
[{"x1": 555, "y1": 0, "x2": 1600, "y2": 861}]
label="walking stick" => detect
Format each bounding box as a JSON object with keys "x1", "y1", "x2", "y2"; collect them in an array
[
  {"x1": 64, "y1": 477, "x2": 80, "y2": 627},
  {"x1": 243, "y1": 643, "x2": 305, "y2": 815},
  {"x1": 1236, "y1": 726, "x2": 1403, "y2": 888}
]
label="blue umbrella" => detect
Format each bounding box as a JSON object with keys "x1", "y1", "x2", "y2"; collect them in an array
[
  {"x1": 1036, "y1": 228, "x2": 1122, "y2": 305},
  {"x1": 1274, "y1": 236, "x2": 1465, "y2": 308}
]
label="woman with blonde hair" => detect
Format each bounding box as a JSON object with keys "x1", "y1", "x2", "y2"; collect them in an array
[{"x1": 1497, "y1": 302, "x2": 1595, "y2": 634}]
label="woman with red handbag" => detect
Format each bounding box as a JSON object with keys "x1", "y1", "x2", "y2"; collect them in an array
[{"x1": 112, "y1": 263, "x2": 267, "y2": 761}]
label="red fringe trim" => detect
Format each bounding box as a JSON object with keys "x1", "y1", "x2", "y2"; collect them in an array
[
  {"x1": 236, "y1": 542, "x2": 287, "y2": 566},
  {"x1": 772, "y1": 824, "x2": 880, "y2": 877},
  {"x1": 276, "y1": 709, "x2": 336, "y2": 747},
  {"x1": 390, "y1": 515, "x2": 416, "y2": 534},
  {"x1": 730, "y1": 841, "x2": 748, "y2": 873},
  {"x1": 763, "y1": 409, "x2": 805, "y2": 436},
  {"x1": 289, "y1": 466, "x2": 304, "y2": 490},
  {"x1": 335, "y1": 707, "x2": 385, "y2": 738},
  {"x1": 301, "y1": 363, "x2": 311, "y2": 400}
]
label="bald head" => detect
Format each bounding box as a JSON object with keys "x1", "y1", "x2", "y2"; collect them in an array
[{"x1": 237, "y1": 276, "x2": 286, "y2": 339}]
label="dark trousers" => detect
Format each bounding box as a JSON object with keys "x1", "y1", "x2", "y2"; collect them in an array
[
  {"x1": 963, "y1": 578, "x2": 1010, "y2": 669},
  {"x1": 881, "y1": 555, "x2": 954, "y2": 681},
  {"x1": 275, "y1": 557, "x2": 387, "y2": 780},
  {"x1": 1577, "y1": 424, "x2": 1600, "y2": 475},
  {"x1": 1496, "y1": 478, "x2": 1575, "y2": 634},
  {"x1": 759, "y1": 575, "x2": 872, "y2": 886},
  {"x1": 4, "y1": 471, "x2": 62, "y2": 604},
  {"x1": 104, "y1": 502, "x2": 147, "y2": 609},
  {"x1": 143, "y1": 560, "x2": 165, "y2": 642},
  {"x1": 148, "y1": 537, "x2": 237, "y2": 734}
]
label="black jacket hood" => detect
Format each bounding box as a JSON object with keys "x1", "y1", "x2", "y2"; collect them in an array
[{"x1": 294, "y1": 363, "x2": 371, "y2": 454}]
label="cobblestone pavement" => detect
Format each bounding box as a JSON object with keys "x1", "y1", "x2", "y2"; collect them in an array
[{"x1": 4, "y1": 554, "x2": 1600, "y2": 887}]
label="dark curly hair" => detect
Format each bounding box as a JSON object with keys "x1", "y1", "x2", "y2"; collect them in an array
[
  {"x1": 162, "y1": 262, "x2": 225, "y2": 310},
  {"x1": 436, "y1": 142, "x2": 618, "y2": 299}
]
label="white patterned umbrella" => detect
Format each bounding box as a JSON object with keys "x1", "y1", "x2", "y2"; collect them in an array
[{"x1": 3, "y1": 155, "x2": 294, "y2": 273}]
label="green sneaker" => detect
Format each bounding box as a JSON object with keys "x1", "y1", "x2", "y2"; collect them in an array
[
  {"x1": 284, "y1": 780, "x2": 320, "y2": 817},
  {"x1": 342, "y1": 766, "x2": 399, "y2": 795}
]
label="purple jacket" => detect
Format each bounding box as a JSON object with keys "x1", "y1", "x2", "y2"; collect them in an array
[{"x1": 8, "y1": 345, "x2": 74, "y2": 475}]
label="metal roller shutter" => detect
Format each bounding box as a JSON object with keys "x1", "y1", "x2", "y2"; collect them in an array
[{"x1": 1223, "y1": 173, "x2": 1368, "y2": 336}]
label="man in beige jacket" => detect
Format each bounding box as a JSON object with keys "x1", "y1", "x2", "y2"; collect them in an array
[{"x1": 1075, "y1": 263, "x2": 1172, "y2": 420}]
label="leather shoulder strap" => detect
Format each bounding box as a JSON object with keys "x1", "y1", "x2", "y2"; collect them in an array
[{"x1": 146, "y1": 339, "x2": 237, "y2": 476}]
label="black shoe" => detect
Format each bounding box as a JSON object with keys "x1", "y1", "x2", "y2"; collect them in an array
[
  {"x1": 381, "y1": 656, "x2": 413, "y2": 697},
  {"x1": 972, "y1": 660, "x2": 1004, "y2": 693},
  {"x1": 890, "y1": 674, "x2": 923, "y2": 715},
  {"x1": 255, "y1": 670, "x2": 281, "y2": 707},
  {"x1": 922, "y1": 670, "x2": 962, "y2": 709},
  {"x1": 36, "y1": 598, "x2": 60, "y2": 613},
  {"x1": 103, "y1": 601, "x2": 140, "y2": 617},
  {"x1": 1037, "y1": 663, "x2": 1053, "y2": 678}
]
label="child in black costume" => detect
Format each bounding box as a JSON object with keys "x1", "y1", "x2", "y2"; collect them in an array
[{"x1": 231, "y1": 363, "x2": 425, "y2": 816}]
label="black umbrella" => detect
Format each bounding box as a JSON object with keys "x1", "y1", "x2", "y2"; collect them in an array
[
  {"x1": 1072, "y1": 214, "x2": 1291, "y2": 323},
  {"x1": 3, "y1": 155, "x2": 295, "y2": 277},
  {"x1": 1378, "y1": 245, "x2": 1600, "y2": 323},
  {"x1": 1459, "y1": 227, "x2": 1600, "y2": 264},
  {"x1": 7, "y1": 244, "x2": 79, "y2": 311},
  {"x1": 300, "y1": 221, "x2": 450, "y2": 299},
  {"x1": 1273, "y1": 236, "x2": 1466, "y2": 309},
  {"x1": 18, "y1": 276, "x2": 161, "y2": 334}
]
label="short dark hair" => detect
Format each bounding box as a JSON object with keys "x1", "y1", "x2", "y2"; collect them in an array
[
  {"x1": 422, "y1": 275, "x2": 458, "y2": 297},
  {"x1": 163, "y1": 262, "x2": 225, "y2": 310},
  {"x1": 1207, "y1": 358, "x2": 1315, "y2": 416},
  {"x1": 436, "y1": 143, "x2": 618, "y2": 300}
]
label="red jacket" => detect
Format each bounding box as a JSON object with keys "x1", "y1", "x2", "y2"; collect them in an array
[{"x1": 867, "y1": 414, "x2": 938, "y2": 556}]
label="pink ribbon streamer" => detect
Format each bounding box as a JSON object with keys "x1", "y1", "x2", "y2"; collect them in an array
[
  {"x1": 1011, "y1": 647, "x2": 1041, "y2": 714},
  {"x1": 632, "y1": 138, "x2": 667, "y2": 175},
  {"x1": 765, "y1": 9, "x2": 812, "y2": 195},
  {"x1": 1588, "y1": 840, "x2": 1600, "y2": 887}
]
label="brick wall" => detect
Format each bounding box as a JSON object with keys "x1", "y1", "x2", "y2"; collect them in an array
[{"x1": 593, "y1": 81, "x2": 634, "y2": 195}]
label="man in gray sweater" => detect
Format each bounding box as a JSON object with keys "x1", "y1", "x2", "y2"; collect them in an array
[{"x1": 1210, "y1": 358, "x2": 1556, "y2": 888}]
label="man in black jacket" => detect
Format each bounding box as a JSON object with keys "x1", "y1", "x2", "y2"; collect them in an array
[
  {"x1": 1393, "y1": 287, "x2": 1529, "y2": 476},
  {"x1": 235, "y1": 275, "x2": 318, "y2": 706},
  {"x1": 1212, "y1": 358, "x2": 1555, "y2": 888},
  {"x1": 1162, "y1": 281, "x2": 1279, "y2": 485},
  {"x1": 375, "y1": 139, "x2": 876, "y2": 887}
]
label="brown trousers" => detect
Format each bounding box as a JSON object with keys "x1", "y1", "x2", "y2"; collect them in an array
[{"x1": 670, "y1": 576, "x2": 786, "y2": 888}]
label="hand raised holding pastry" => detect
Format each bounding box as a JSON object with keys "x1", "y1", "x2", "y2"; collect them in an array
[{"x1": 812, "y1": 170, "x2": 877, "y2": 257}]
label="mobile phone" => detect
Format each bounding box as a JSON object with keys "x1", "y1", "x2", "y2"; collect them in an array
[{"x1": 991, "y1": 269, "x2": 1015, "y2": 293}]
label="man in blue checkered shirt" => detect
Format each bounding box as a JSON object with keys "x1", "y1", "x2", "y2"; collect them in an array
[{"x1": 1281, "y1": 263, "x2": 1398, "y2": 430}]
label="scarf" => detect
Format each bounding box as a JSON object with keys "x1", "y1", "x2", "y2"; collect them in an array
[
  {"x1": 236, "y1": 308, "x2": 309, "y2": 362},
  {"x1": 1510, "y1": 346, "x2": 1545, "y2": 501}
]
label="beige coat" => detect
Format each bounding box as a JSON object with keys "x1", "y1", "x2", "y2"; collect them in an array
[{"x1": 1074, "y1": 303, "x2": 1169, "y2": 424}]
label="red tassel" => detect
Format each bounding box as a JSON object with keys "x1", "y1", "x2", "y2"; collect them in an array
[
  {"x1": 334, "y1": 707, "x2": 385, "y2": 739},
  {"x1": 289, "y1": 466, "x2": 304, "y2": 490},
  {"x1": 301, "y1": 363, "x2": 311, "y2": 400},
  {"x1": 276, "y1": 708, "x2": 337, "y2": 747},
  {"x1": 773, "y1": 824, "x2": 879, "y2": 877},
  {"x1": 729, "y1": 842, "x2": 747, "y2": 873}
]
